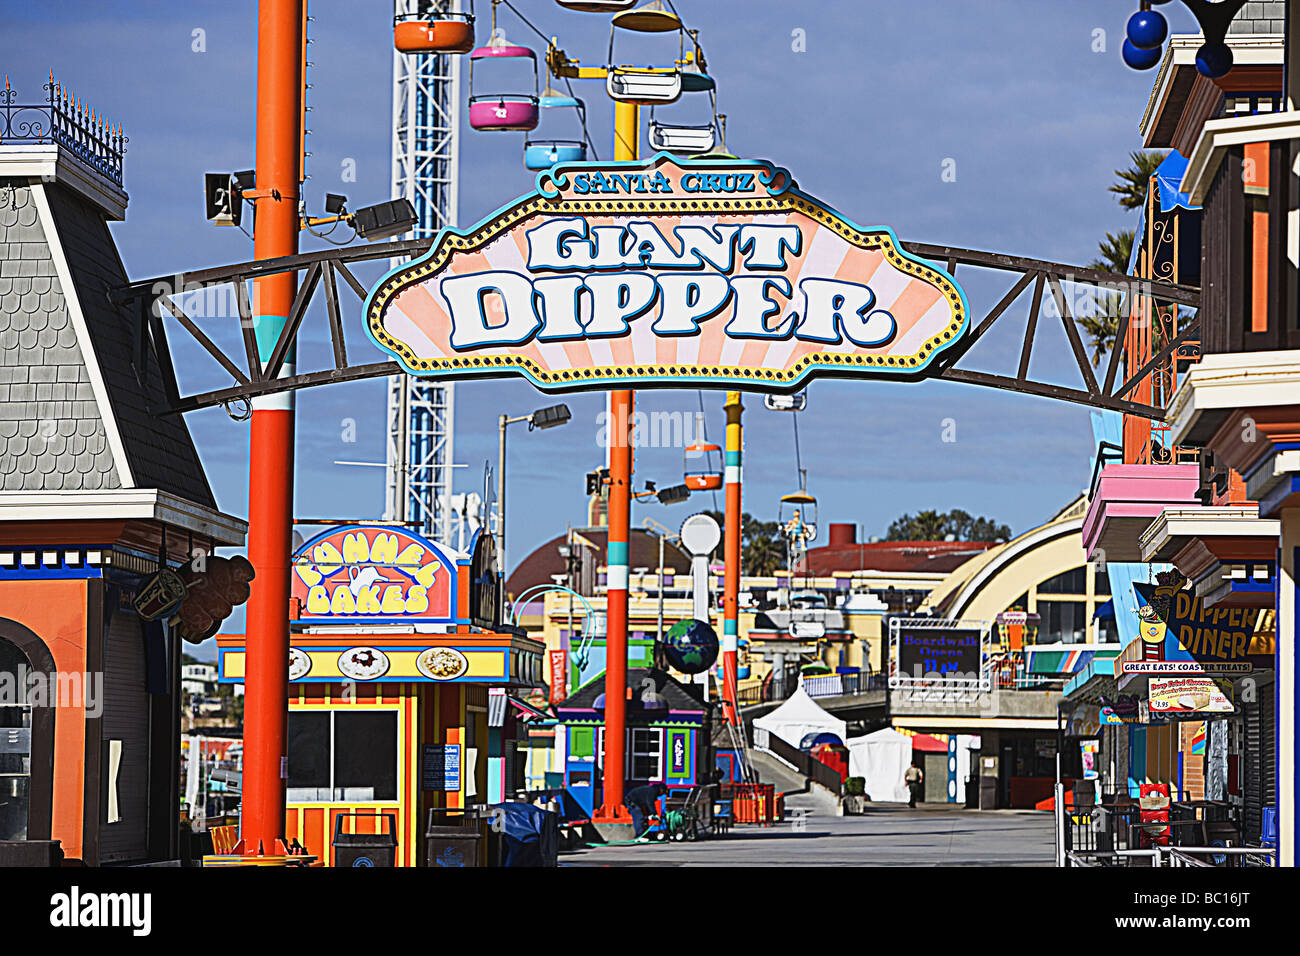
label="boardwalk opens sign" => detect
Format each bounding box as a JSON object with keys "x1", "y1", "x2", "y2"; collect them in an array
[{"x1": 365, "y1": 154, "x2": 969, "y2": 390}]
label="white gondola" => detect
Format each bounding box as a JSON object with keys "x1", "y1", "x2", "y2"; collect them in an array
[
  {"x1": 606, "y1": 1, "x2": 683, "y2": 105},
  {"x1": 764, "y1": 392, "x2": 807, "y2": 412},
  {"x1": 648, "y1": 121, "x2": 715, "y2": 155},
  {"x1": 606, "y1": 68, "x2": 682, "y2": 104}
]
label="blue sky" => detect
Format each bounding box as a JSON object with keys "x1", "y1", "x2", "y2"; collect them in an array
[{"x1": 7, "y1": 1, "x2": 1204, "y2": 654}]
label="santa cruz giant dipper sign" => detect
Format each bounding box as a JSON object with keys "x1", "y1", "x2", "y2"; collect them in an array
[{"x1": 365, "y1": 154, "x2": 969, "y2": 390}]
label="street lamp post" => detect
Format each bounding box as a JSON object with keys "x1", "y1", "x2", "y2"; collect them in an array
[
  {"x1": 497, "y1": 404, "x2": 571, "y2": 622},
  {"x1": 641, "y1": 518, "x2": 681, "y2": 644}
]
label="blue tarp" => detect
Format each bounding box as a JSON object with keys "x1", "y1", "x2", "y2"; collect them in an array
[
  {"x1": 1154, "y1": 150, "x2": 1201, "y2": 213},
  {"x1": 490, "y1": 802, "x2": 559, "y2": 867},
  {"x1": 529, "y1": 787, "x2": 589, "y2": 823},
  {"x1": 1124, "y1": 150, "x2": 1201, "y2": 276}
]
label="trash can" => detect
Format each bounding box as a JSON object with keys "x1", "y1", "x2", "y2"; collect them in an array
[
  {"x1": 331, "y1": 812, "x2": 398, "y2": 867},
  {"x1": 0, "y1": 840, "x2": 63, "y2": 867},
  {"x1": 426, "y1": 810, "x2": 484, "y2": 868}
]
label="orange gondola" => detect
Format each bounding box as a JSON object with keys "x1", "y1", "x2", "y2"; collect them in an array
[
  {"x1": 394, "y1": 10, "x2": 475, "y2": 54},
  {"x1": 684, "y1": 442, "x2": 722, "y2": 491}
]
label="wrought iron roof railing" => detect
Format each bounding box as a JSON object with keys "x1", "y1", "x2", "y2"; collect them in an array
[{"x1": 0, "y1": 74, "x2": 126, "y2": 188}]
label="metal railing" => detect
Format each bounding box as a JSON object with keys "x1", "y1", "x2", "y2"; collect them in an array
[
  {"x1": 802, "y1": 672, "x2": 887, "y2": 699},
  {"x1": 1060, "y1": 800, "x2": 1273, "y2": 867},
  {"x1": 1067, "y1": 846, "x2": 1275, "y2": 868},
  {"x1": 753, "y1": 727, "x2": 845, "y2": 796},
  {"x1": 1088, "y1": 440, "x2": 1125, "y2": 499},
  {"x1": 736, "y1": 663, "x2": 804, "y2": 707},
  {"x1": 0, "y1": 77, "x2": 126, "y2": 187}
]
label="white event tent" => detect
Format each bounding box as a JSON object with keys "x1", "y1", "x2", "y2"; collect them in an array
[
  {"x1": 846, "y1": 728, "x2": 912, "y2": 803},
  {"x1": 752, "y1": 684, "x2": 847, "y2": 750}
]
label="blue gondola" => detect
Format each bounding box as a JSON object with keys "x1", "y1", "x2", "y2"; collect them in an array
[{"x1": 524, "y1": 88, "x2": 589, "y2": 170}]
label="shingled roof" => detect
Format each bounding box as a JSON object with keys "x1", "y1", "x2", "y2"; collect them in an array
[{"x1": 0, "y1": 177, "x2": 214, "y2": 505}]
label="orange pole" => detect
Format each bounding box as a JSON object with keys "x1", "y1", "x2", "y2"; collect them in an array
[
  {"x1": 595, "y1": 99, "x2": 638, "y2": 827},
  {"x1": 239, "y1": 0, "x2": 302, "y2": 857},
  {"x1": 721, "y1": 391, "x2": 742, "y2": 725}
]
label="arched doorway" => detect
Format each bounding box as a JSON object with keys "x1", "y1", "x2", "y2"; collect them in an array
[{"x1": 0, "y1": 622, "x2": 56, "y2": 842}]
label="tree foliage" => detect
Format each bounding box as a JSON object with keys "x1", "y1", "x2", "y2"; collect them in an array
[
  {"x1": 884, "y1": 509, "x2": 1010, "y2": 543},
  {"x1": 1107, "y1": 150, "x2": 1166, "y2": 211},
  {"x1": 703, "y1": 510, "x2": 786, "y2": 576},
  {"x1": 1076, "y1": 149, "x2": 1166, "y2": 365}
]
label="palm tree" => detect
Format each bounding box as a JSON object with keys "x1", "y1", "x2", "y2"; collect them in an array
[
  {"x1": 885, "y1": 509, "x2": 1010, "y2": 542},
  {"x1": 886, "y1": 510, "x2": 947, "y2": 541},
  {"x1": 704, "y1": 511, "x2": 785, "y2": 576},
  {"x1": 1090, "y1": 230, "x2": 1134, "y2": 274},
  {"x1": 1108, "y1": 150, "x2": 1166, "y2": 211},
  {"x1": 1076, "y1": 150, "x2": 1164, "y2": 366},
  {"x1": 1078, "y1": 229, "x2": 1135, "y2": 366},
  {"x1": 744, "y1": 533, "x2": 784, "y2": 577}
]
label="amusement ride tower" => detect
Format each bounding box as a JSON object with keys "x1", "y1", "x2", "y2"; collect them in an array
[{"x1": 386, "y1": 0, "x2": 461, "y2": 539}]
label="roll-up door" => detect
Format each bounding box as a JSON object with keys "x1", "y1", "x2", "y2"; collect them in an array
[{"x1": 98, "y1": 613, "x2": 149, "y2": 864}]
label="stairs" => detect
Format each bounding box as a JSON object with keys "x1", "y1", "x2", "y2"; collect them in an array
[{"x1": 747, "y1": 749, "x2": 841, "y2": 817}]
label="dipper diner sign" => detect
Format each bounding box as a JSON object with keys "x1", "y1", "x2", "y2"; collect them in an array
[{"x1": 365, "y1": 154, "x2": 969, "y2": 390}]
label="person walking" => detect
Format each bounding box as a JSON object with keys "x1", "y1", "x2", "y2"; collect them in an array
[{"x1": 904, "y1": 761, "x2": 924, "y2": 808}]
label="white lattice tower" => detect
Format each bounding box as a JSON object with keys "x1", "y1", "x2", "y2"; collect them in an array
[{"x1": 386, "y1": 0, "x2": 462, "y2": 540}]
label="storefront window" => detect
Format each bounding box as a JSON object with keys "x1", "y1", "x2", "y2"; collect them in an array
[
  {"x1": 629, "y1": 728, "x2": 662, "y2": 781},
  {"x1": 1038, "y1": 600, "x2": 1086, "y2": 644},
  {"x1": 334, "y1": 712, "x2": 398, "y2": 801},
  {"x1": 1037, "y1": 567, "x2": 1087, "y2": 594},
  {"x1": 287, "y1": 710, "x2": 398, "y2": 802},
  {"x1": 0, "y1": 638, "x2": 32, "y2": 841}
]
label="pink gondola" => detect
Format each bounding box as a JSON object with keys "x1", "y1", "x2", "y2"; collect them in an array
[{"x1": 468, "y1": 30, "x2": 540, "y2": 132}]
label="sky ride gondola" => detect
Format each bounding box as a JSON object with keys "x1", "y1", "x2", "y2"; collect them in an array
[
  {"x1": 683, "y1": 442, "x2": 723, "y2": 491},
  {"x1": 555, "y1": 0, "x2": 638, "y2": 12},
  {"x1": 780, "y1": 488, "x2": 818, "y2": 559},
  {"x1": 607, "y1": 67, "x2": 682, "y2": 105},
  {"x1": 524, "y1": 86, "x2": 589, "y2": 169},
  {"x1": 647, "y1": 122, "x2": 715, "y2": 154},
  {"x1": 393, "y1": 9, "x2": 475, "y2": 54},
  {"x1": 605, "y1": 1, "x2": 684, "y2": 105},
  {"x1": 764, "y1": 392, "x2": 807, "y2": 412},
  {"x1": 468, "y1": 28, "x2": 541, "y2": 131},
  {"x1": 611, "y1": 0, "x2": 681, "y2": 32},
  {"x1": 780, "y1": 490, "x2": 818, "y2": 540}
]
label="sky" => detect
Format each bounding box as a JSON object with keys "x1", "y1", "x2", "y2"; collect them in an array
[{"x1": 6, "y1": 0, "x2": 1207, "y2": 656}]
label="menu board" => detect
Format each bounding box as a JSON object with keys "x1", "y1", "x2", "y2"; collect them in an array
[
  {"x1": 421, "y1": 744, "x2": 462, "y2": 791},
  {"x1": 1148, "y1": 677, "x2": 1234, "y2": 716}
]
